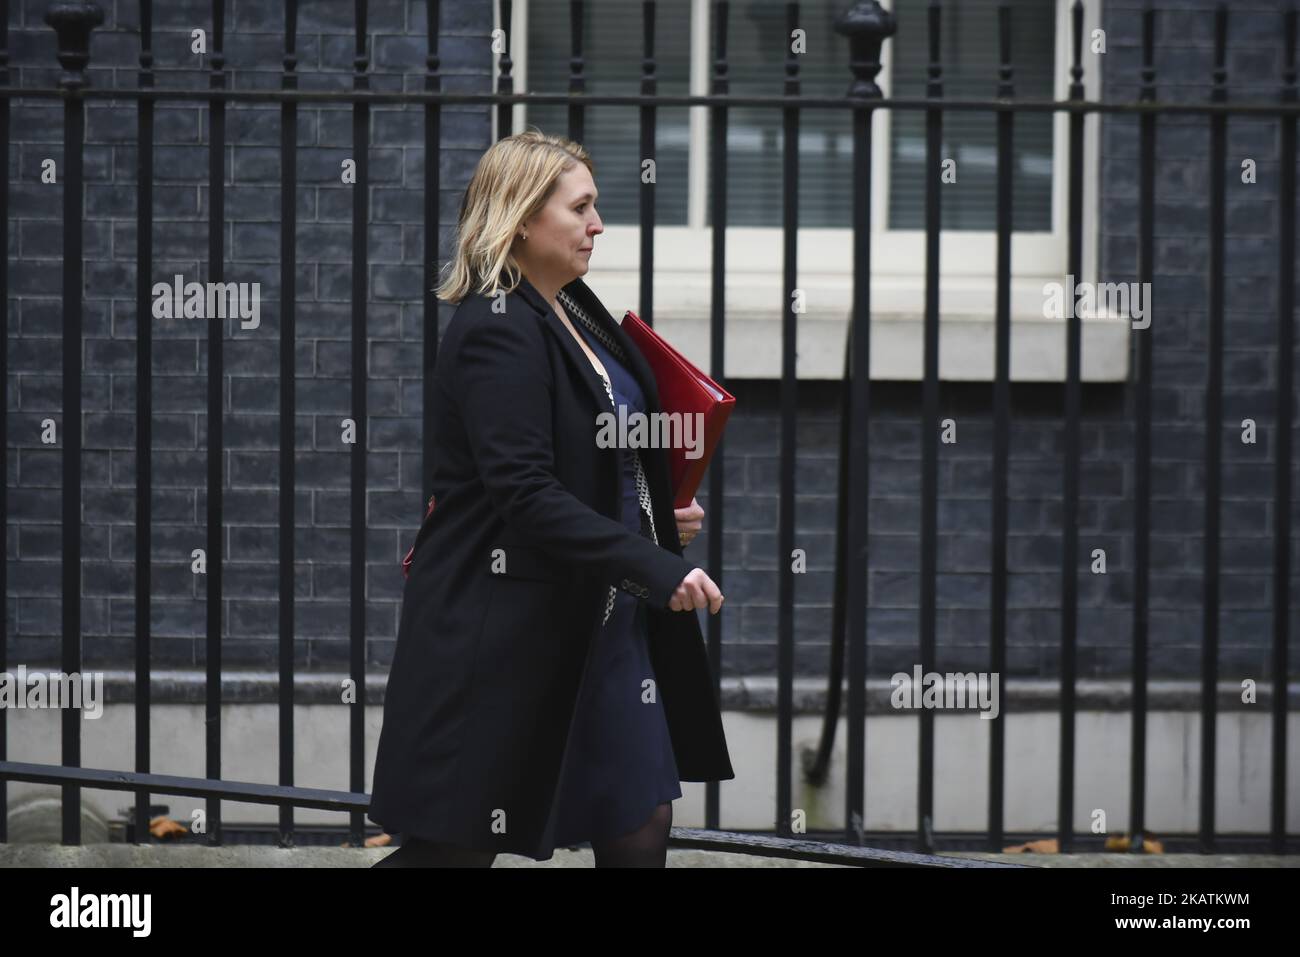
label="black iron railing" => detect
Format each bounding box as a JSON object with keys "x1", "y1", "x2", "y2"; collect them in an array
[{"x1": 0, "y1": 0, "x2": 1296, "y2": 863}]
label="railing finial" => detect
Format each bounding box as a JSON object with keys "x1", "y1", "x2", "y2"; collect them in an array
[
  {"x1": 833, "y1": 0, "x2": 895, "y2": 99},
  {"x1": 44, "y1": 0, "x2": 105, "y2": 90}
]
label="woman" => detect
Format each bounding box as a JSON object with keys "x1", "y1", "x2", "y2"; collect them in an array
[{"x1": 368, "y1": 130, "x2": 734, "y2": 868}]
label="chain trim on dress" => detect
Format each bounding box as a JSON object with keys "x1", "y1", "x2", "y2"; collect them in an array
[{"x1": 558, "y1": 289, "x2": 659, "y2": 628}]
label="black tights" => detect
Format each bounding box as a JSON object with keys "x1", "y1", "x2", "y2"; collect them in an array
[
  {"x1": 591, "y1": 801, "x2": 672, "y2": 868},
  {"x1": 371, "y1": 801, "x2": 672, "y2": 868}
]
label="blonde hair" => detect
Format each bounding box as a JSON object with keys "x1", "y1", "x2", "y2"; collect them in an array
[{"x1": 436, "y1": 129, "x2": 593, "y2": 304}]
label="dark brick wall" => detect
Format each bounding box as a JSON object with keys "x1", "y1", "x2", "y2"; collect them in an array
[
  {"x1": 703, "y1": 0, "x2": 1300, "y2": 682},
  {"x1": 5, "y1": 0, "x2": 493, "y2": 671},
  {"x1": 5, "y1": 1, "x2": 1298, "y2": 682}
]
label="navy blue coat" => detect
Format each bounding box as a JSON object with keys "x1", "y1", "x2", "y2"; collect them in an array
[{"x1": 367, "y1": 273, "x2": 735, "y2": 860}]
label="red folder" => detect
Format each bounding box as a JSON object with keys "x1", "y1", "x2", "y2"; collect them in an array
[{"x1": 620, "y1": 310, "x2": 735, "y2": 509}]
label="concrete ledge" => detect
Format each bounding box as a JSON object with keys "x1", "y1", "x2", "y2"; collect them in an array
[
  {"x1": 2, "y1": 845, "x2": 1294, "y2": 868},
  {"x1": 10, "y1": 671, "x2": 1295, "y2": 712},
  {"x1": 947, "y1": 852, "x2": 1300, "y2": 868},
  {"x1": 722, "y1": 677, "x2": 1299, "y2": 714},
  {"x1": 658, "y1": 311, "x2": 1132, "y2": 383},
  {"x1": 0, "y1": 844, "x2": 850, "y2": 868}
]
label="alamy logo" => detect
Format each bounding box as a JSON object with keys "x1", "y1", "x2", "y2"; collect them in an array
[
  {"x1": 1042, "y1": 274, "x2": 1151, "y2": 329},
  {"x1": 890, "y1": 666, "x2": 1000, "y2": 719},
  {"x1": 0, "y1": 665, "x2": 104, "y2": 719},
  {"x1": 595, "y1": 408, "x2": 705, "y2": 460},
  {"x1": 49, "y1": 886, "x2": 151, "y2": 937},
  {"x1": 151, "y1": 274, "x2": 261, "y2": 329}
]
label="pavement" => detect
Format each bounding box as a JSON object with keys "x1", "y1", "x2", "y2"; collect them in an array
[{"x1": 0, "y1": 844, "x2": 1295, "y2": 867}]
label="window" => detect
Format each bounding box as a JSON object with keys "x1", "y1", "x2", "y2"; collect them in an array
[
  {"x1": 887, "y1": 0, "x2": 1055, "y2": 230},
  {"x1": 504, "y1": 0, "x2": 1122, "y2": 382},
  {"x1": 527, "y1": 0, "x2": 693, "y2": 226}
]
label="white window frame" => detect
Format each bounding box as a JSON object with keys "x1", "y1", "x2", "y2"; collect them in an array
[{"x1": 499, "y1": 0, "x2": 1127, "y2": 382}]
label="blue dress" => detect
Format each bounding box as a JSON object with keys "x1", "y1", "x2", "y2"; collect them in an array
[{"x1": 549, "y1": 315, "x2": 683, "y2": 848}]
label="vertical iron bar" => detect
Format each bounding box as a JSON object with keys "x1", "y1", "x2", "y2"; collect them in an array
[
  {"x1": 639, "y1": 1, "x2": 657, "y2": 325},
  {"x1": 1271, "y1": 3, "x2": 1297, "y2": 858},
  {"x1": 918, "y1": 0, "x2": 941, "y2": 855},
  {"x1": 1129, "y1": 0, "x2": 1156, "y2": 855},
  {"x1": 989, "y1": 0, "x2": 1013, "y2": 853},
  {"x1": 206, "y1": 0, "x2": 227, "y2": 847},
  {"x1": 832, "y1": 0, "x2": 893, "y2": 848},
  {"x1": 567, "y1": 0, "x2": 585, "y2": 143},
  {"x1": 424, "y1": 1, "x2": 442, "y2": 509},
  {"x1": 278, "y1": 0, "x2": 299, "y2": 847},
  {"x1": 351, "y1": 0, "x2": 371, "y2": 848},
  {"x1": 775, "y1": 0, "x2": 799, "y2": 839},
  {"x1": 62, "y1": 38, "x2": 88, "y2": 847},
  {"x1": 46, "y1": 0, "x2": 104, "y2": 847},
  {"x1": 823, "y1": 331, "x2": 851, "y2": 817},
  {"x1": 134, "y1": 0, "x2": 155, "y2": 847},
  {"x1": 497, "y1": 0, "x2": 513, "y2": 141},
  {"x1": 705, "y1": 0, "x2": 729, "y2": 833},
  {"x1": 0, "y1": 0, "x2": 11, "y2": 846},
  {"x1": 1058, "y1": 0, "x2": 1084, "y2": 856},
  {"x1": 1200, "y1": 2, "x2": 1228, "y2": 855}
]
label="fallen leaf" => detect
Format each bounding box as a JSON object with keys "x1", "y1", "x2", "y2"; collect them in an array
[
  {"x1": 1105, "y1": 834, "x2": 1164, "y2": 853},
  {"x1": 149, "y1": 816, "x2": 190, "y2": 840}
]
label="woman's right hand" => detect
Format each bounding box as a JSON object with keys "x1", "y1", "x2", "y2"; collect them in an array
[{"x1": 669, "y1": 568, "x2": 724, "y2": 615}]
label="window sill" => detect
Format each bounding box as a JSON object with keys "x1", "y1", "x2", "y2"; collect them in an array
[{"x1": 587, "y1": 271, "x2": 1132, "y2": 382}]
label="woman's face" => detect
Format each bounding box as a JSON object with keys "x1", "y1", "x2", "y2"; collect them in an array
[{"x1": 514, "y1": 163, "x2": 603, "y2": 295}]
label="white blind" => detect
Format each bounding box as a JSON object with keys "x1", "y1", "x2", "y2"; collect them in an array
[
  {"x1": 527, "y1": 0, "x2": 693, "y2": 225},
  {"x1": 525, "y1": 0, "x2": 1056, "y2": 230},
  {"x1": 887, "y1": 0, "x2": 1056, "y2": 230},
  {"x1": 705, "y1": 1, "x2": 861, "y2": 227}
]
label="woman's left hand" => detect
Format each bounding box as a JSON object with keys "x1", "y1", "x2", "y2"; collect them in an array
[{"x1": 674, "y1": 497, "x2": 705, "y2": 547}]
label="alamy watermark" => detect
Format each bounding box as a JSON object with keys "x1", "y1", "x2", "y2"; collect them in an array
[
  {"x1": 0, "y1": 665, "x2": 104, "y2": 719},
  {"x1": 596, "y1": 408, "x2": 705, "y2": 459},
  {"x1": 151, "y1": 274, "x2": 261, "y2": 329},
  {"x1": 1042, "y1": 274, "x2": 1151, "y2": 330},
  {"x1": 890, "y1": 666, "x2": 1000, "y2": 720},
  {"x1": 50, "y1": 886, "x2": 151, "y2": 937}
]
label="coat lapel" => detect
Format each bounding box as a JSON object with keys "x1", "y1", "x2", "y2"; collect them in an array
[{"x1": 512, "y1": 273, "x2": 616, "y2": 416}]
